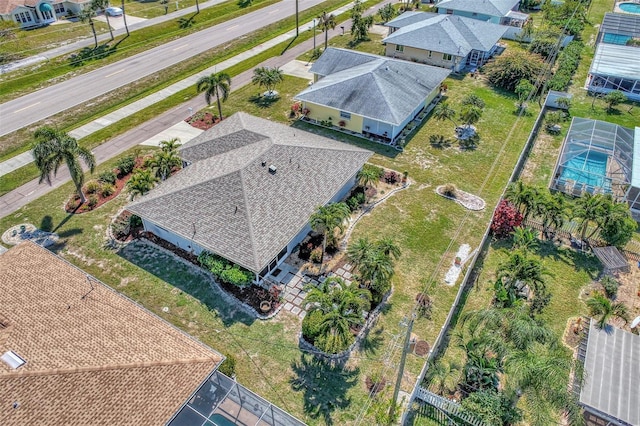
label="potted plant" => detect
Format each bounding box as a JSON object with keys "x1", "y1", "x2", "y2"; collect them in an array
[
  {"x1": 338, "y1": 120, "x2": 346, "y2": 127},
  {"x1": 260, "y1": 300, "x2": 272, "y2": 313},
  {"x1": 454, "y1": 256, "x2": 462, "y2": 266}
]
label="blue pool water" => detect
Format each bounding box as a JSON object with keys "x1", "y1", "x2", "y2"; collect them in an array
[
  {"x1": 560, "y1": 151, "x2": 609, "y2": 189},
  {"x1": 620, "y1": 2, "x2": 640, "y2": 13}
]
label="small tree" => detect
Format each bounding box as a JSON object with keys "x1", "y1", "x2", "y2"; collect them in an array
[
  {"x1": 196, "y1": 72, "x2": 232, "y2": 121},
  {"x1": 491, "y1": 199, "x2": 524, "y2": 239},
  {"x1": 433, "y1": 102, "x2": 458, "y2": 127},
  {"x1": 484, "y1": 50, "x2": 545, "y2": 92},
  {"x1": 251, "y1": 66, "x2": 284, "y2": 97},
  {"x1": 377, "y1": 3, "x2": 397, "y2": 23},
  {"x1": 515, "y1": 79, "x2": 535, "y2": 110},
  {"x1": 587, "y1": 293, "x2": 629, "y2": 329},
  {"x1": 604, "y1": 90, "x2": 627, "y2": 113},
  {"x1": 127, "y1": 169, "x2": 158, "y2": 200},
  {"x1": 600, "y1": 276, "x2": 619, "y2": 299}
]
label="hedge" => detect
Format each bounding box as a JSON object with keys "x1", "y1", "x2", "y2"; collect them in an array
[
  {"x1": 198, "y1": 251, "x2": 253, "y2": 287},
  {"x1": 547, "y1": 41, "x2": 583, "y2": 91}
]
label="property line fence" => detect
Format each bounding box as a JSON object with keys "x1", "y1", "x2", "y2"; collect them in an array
[{"x1": 412, "y1": 387, "x2": 486, "y2": 426}]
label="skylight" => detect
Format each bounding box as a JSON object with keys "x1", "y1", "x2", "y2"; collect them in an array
[{"x1": 1, "y1": 350, "x2": 26, "y2": 369}]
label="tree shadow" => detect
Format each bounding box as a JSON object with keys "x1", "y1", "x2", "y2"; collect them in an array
[
  {"x1": 290, "y1": 353, "x2": 360, "y2": 425},
  {"x1": 249, "y1": 94, "x2": 279, "y2": 108},
  {"x1": 178, "y1": 14, "x2": 196, "y2": 29},
  {"x1": 40, "y1": 215, "x2": 53, "y2": 232},
  {"x1": 536, "y1": 240, "x2": 600, "y2": 277},
  {"x1": 359, "y1": 324, "x2": 385, "y2": 356},
  {"x1": 117, "y1": 240, "x2": 254, "y2": 327},
  {"x1": 237, "y1": 0, "x2": 252, "y2": 7},
  {"x1": 52, "y1": 206, "x2": 81, "y2": 232},
  {"x1": 68, "y1": 44, "x2": 117, "y2": 67}
]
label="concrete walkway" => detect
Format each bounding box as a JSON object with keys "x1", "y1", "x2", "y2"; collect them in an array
[
  {"x1": 0, "y1": 0, "x2": 391, "y2": 219},
  {"x1": 0, "y1": 2, "x2": 355, "y2": 178}
]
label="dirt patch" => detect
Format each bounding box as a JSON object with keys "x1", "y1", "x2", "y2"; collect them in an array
[
  {"x1": 520, "y1": 131, "x2": 557, "y2": 183},
  {"x1": 614, "y1": 262, "x2": 640, "y2": 330}
]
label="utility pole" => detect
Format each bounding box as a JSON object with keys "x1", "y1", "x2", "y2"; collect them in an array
[
  {"x1": 388, "y1": 313, "x2": 415, "y2": 425},
  {"x1": 295, "y1": 0, "x2": 299, "y2": 36},
  {"x1": 313, "y1": 19, "x2": 316, "y2": 50}
]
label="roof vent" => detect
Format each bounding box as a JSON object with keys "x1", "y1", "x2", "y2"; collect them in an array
[
  {"x1": 261, "y1": 161, "x2": 266, "y2": 167},
  {"x1": 1, "y1": 351, "x2": 26, "y2": 370},
  {"x1": 269, "y1": 165, "x2": 277, "y2": 174}
]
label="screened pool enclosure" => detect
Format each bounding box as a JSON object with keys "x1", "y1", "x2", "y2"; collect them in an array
[{"x1": 550, "y1": 117, "x2": 640, "y2": 212}]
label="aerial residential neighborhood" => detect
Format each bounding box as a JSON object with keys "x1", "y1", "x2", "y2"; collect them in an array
[{"x1": 1, "y1": 0, "x2": 639, "y2": 424}]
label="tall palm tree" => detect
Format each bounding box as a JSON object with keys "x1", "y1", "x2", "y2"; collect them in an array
[
  {"x1": 251, "y1": 66, "x2": 284, "y2": 97},
  {"x1": 127, "y1": 169, "x2": 158, "y2": 200},
  {"x1": 433, "y1": 102, "x2": 458, "y2": 128},
  {"x1": 497, "y1": 251, "x2": 548, "y2": 295},
  {"x1": 356, "y1": 165, "x2": 382, "y2": 201},
  {"x1": 33, "y1": 127, "x2": 96, "y2": 203},
  {"x1": 91, "y1": 0, "x2": 113, "y2": 41},
  {"x1": 309, "y1": 202, "x2": 351, "y2": 263},
  {"x1": 505, "y1": 181, "x2": 539, "y2": 220},
  {"x1": 587, "y1": 195, "x2": 627, "y2": 240},
  {"x1": 78, "y1": 8, "x2": 98, "y2": 48},
  {"x1": 196, "y1": 72, "x2": 232, "y2": 121},
  {"x1": 572, "y1": 192, "x2": 606, "y2": 242},
  {"x1": 586, "y1": 293, "x2": 629, "y2": 329},
  {"x1": 537, "y1": 192, "x2": 567, "y2": 239},
  {"x1": 121, "y1": 0, "x2": 129, "y2": 36},
  {"x1": 460, "y1": 104, "x2": 483, "y2": 130},
  {"x1": 146, "y1": 149, "x2": 181, "y2": 181},
  {"x1": 317, "y1": 11, "x2": 336, "y2": 50}
]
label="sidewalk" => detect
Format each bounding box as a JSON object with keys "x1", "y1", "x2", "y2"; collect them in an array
[
  {"x1": 0, "y1": 1, "x2": 390, "y2": 219},
  {"x1": 0, "y1": 2, "x2": 354, "y2": 178},
  {"x1": 0, "y1": 0, "x2": 229, "y2": 74}
]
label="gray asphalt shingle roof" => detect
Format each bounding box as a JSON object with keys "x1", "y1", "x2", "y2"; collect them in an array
[
  {"x1": 382, "y1": 13, "x2": 508, "y2": 56},
  {"x1": 127, "y1": 113, "x2": 371, "y2": 273},
  {"x1": 580, "y1": 321, "x2": 640, "y2": 425},
  {"x1": 296, "y1": 48, "x2": 450, "y2": 126},
  {"x1": 601, "y1": 12, "x2": 640, "y2": 39},
  {"x1": 436, "y1": 0, "x2": 520, "y2": 17},
  {"x1": 385, "y1": 11, "x2": 439, "y2": 29}
]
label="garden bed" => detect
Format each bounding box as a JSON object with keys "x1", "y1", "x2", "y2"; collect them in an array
[
  {"x1": 435, "y1": 185, "x2": 486, "y2": 211},
  {"x1": 186, "y1": 112, "x2": 220, "y2": 131}
]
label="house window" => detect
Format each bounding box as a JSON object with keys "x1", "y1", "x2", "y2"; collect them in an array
[
  {"x1": 340, "y1": 111, "x2": 351, "y2": 120},
  {"x1": 472, "y1": 12, "x2": 477, "y2": 16},
  {"x1": 428, "y1": 50, "x2": 432, "y2": 58},
  {"x1": 443, "y1": 53, "x2": 452, "y2": 61},
  {"x1": 54, "y1": 3, "x2": 65, "y2": 13},
  {"x1": 15, "y1": 12, "x2": 32, "y2": 23},
  {"x1": 446, "y1": 9, "x2": 453, "y2": 14},
  {"x1": 395, "y1": 44, "x2": 404, "y2": 52}
]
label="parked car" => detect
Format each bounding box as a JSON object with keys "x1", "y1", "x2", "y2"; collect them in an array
[{"x1": 105, "y1": 6, "x2": 123, "y2": 16}]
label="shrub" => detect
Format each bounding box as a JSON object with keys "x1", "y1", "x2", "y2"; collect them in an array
[
  {"x1": 219, "y1": 265, "x2": 253, "y2": 287},
  {"x1": 116, "y1": 156, "x2": 136, "y2": 177},
  {"x1": 84, "y1": 180, "x2": 101, "y2": 194},
  {"x1": 310, "y1": 247, "x2": 323, "y2": 263},
  {"x1": 347, "y1": 192, "x2": 366, "y2": 211},
  {"x1": 547, "y1": 41, "x2": 583, "y2": 91},
  {"x1": 364, "y1": 185, "x2": 377, "y2": 200},
  {"x1": 198, "y1": 251, "x2": 228, "y2": 276},
  {"x1": 87, "y1": 194, "x2": 99, "y2": 208},
  {"x1": 301, "y1": 309, "x2": 325, "y2": 344},
  {"x1": 384, "y1": 170, "x2": 399, "y2": 184},
  {"x1": 416, "y1": 292, "x2": 432, "y2": 319},
  {"x1": 600, "y1": 276, "x2": 619, "y2": 299},
  {"x1": 98, "y1": 171, "x2": 117, "y2": 185},
  {"x1": 484, "y1": 50, "x2": 546, "y2": 92},
  {"x1": 130, "y1": 214, "x2": 142, "y2": 228},
  {"x1": 491, "y1": 199, "x2": 523, "y2": 239},
  {"x1": 365, "y1": 372, "x2": 387, "y2": 395},
  {"x1": 218, "y1": 353, "x2": 236, "y2": 377},
  {"x1": 442, "y1": 184, "x2": 456, "y2": 197},
  {"x1": 101, "y1": 184, "x2": 115, "y2": 198}
]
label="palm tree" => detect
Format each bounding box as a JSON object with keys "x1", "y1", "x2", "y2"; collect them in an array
[
  {"x1": 461, "y1": 94, "x2": 486, "y2": 109},
  {"x1": 127, "y1": 169, "x2": 158, "y2": 200},
  {"x1": 425, "y1": 360, "x2": 461, "y2": 396},
  {"x1": 121, "y1": 0, "x2": 129, "y2": 36},
  {"x1": 572, "y1": 192, "x2": 606, "y2": 242},
  {"x1": 356, "y1": 165, "x2": 382, "y2": 201},
  {"x1": 159, "y1": 137, "x2": 181, "y2": 153},
  {"x1": 497, "y1": 251, "x2": 548, "y2": 296},
  {"x1": 346, "y1": 237, "x2": 374, "y2": 267},
  {"x1": 146, "y1": 149, "x2": 181, "y2": 181},
  {"x1": 537, "y1": 192, "x2": 567, "y2": 239},
  {"x1": 251, "y1": 66, "x2": 284, "y2": 97},
  {"x1": 377, "y1": 3, "x2": 397, "y2": 23},
  {"x1": 33, "y1": 127, "x2": 96, "y2": 203},
  {"x1": 91, "y1": 0, "x2": 113, "y2": 41},
  {"x1": 587, "y1": 195, "x2": 627, "y2": 240},
  {"x1": 196, "y1": 72, "x2": 232, "y2": 121},
  {"x1": 78, "y1": 8, "x2": 98, "y2": 48},
  {"x1": 309, "y1": 202, "x2": 351, "y2": 263},
  {"x1": 376, "y1": 237, "x2": 401, "y2": 260},
  {"x1": 433, "y1": 102, "x2": 458, "y2": 128},
  {"x1": 160, "y1": 0, "x2": 169, "y2": 14},
  {"x1": 460, "y1": 104, "x2": 483, "y2": 130},
  {"x1": 586, "y1": 293, "x2": 629, "y2": 329},
  {"x1": 511, "y1": 227, "x2": 537, "y2": 252},
  {"x1": 317, "y1": 11, "x2": 336, "y2": 50},
  {"x1": 505, "y1": 181, "x2": 539, "y2": 220}
]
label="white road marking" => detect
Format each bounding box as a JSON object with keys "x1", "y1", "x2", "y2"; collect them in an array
[
  {"x1": 105, "y1": 69, "x2": 125, "y2": 78},
  {"x1": 227, "y1": 24, "x2": 239, "y2": 30},
  {"x1": 172, "y1": 44, "x2": 189, "y2": 51},
  {"x1": 14, "y1": 102, "x2": 41, "y2": 113},
  {"x1": 268, "y1": 8, "x2": 279, "y2": 14}
]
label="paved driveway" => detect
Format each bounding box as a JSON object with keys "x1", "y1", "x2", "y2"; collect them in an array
[{"x1": 94, "y1": 14, "x2": 147, "y2": 30}]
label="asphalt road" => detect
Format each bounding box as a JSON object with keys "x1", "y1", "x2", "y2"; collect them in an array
[{"x1": 0, "y1": 0, "x2": 326, "y2": 137}]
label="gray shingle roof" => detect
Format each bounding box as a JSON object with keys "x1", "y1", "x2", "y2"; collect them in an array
[
  {"x1": 382, "y1": 13, "x2": 508, "y2": 56},
  {"x1": 601, "y1": 12, "x2": 640, "y2": 39},
  {"x1": 436, "y1": 0, "x2": 520, "y2": 17},
  {"x1": 127, "y1": 112, "x2": 371, "y2": 273},
  {"x1": 579, "y1": 321, "x2": 640, "y2": 425},
  {"x1": 296, "y1": 48, "x2": 450, "y2": 126},
  {"x1": 385, "y1": 11, "x2": 439, "y2": 29},
  {"x1": 308, "y1": 48, "x2": 380, "y2": 77}
]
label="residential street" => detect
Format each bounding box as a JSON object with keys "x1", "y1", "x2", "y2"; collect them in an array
[
  {"x1": 0, "y1": 0, "x2": 326, "y2": 137},
  {"x1": 0, "y1": 1, "x2": 391, "y2": 219}
]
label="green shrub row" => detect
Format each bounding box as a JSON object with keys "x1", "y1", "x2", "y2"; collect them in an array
[
  {"x1": 198, "y1": 251, "x2": 253, "y2": 287},
  {"x1": 546, "y1": 41, "x2": 583, "y2": 91}
]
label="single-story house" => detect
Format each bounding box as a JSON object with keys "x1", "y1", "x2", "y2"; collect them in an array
[
  {"x1": 127, "y1": 112, "x2": 372, "y2": 281},
  {"x1": 383, "y1": 12, "x2": 508, "y2": 72},
  {"x1": 294, "y1": 48, "x2": 451, "y2": 142},
  {"x1": 436, "y1": 0, "x2": 527, "y2": 38},
  {"x1": 0, "y1": 0, "x2": 87, "y2": 28},
  {"x1": 0, "y1": 242, "x2": 305, "y2": 426},
  {"x1": 550, "y1": 117, "x2": 640, "y2": 214},
  {"x1": 586, "y1": 43, "x2": 640, "y2": 102},
  {"x1": 577, "y1": 319, "x2": 640, "y2": 426},
  {"x1": 597, "y1": 12, "x2": 640, "y2": 46}
]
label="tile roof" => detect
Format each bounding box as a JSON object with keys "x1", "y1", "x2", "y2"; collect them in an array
[
  {"x1": 579, "y1": 321, "x2": 640, "y2": 425},
  {"x1": 436, "y1": 0, "x2": 520, "y2": 17},
  {"x1": 0, "y1": 242, "x2": 222, "y2": 426},
  {"x1": 295, "y1": 48, "x2": 450, "y2": 126},
  {"x1": 127, "y1": 112, "x2": 372, "y2": 273},
  {"x1": 382, "y1": 13, "x2": 508, "y2": 57},
  {"x1": 601, "y1": 12, "x2": 640, "y2": 39}
]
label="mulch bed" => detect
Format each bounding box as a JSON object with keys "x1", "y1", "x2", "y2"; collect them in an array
[
  {"x1": 144, "y1": 232, "x2": 280, "y2": 315},
  {"x1": 414, "y1": 340, "x2": 431, "y2": 357},
  {"x1": 186, "y1": 112, "x2": 221, "y2": 131},
  {"x1": 66, "y1": 173, "x2": 133, "y2": 213}
]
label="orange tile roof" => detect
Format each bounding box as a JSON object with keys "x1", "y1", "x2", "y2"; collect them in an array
[{"x1": 0, "y1": 242, "x2": 222, "y2": 425}]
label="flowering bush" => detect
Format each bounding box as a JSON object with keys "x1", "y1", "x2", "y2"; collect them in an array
[
  {"x1": 490, "y1": 199, "x2": 523, "y2": 239},
  {"x1": 383, "y1": 171, "x2": 400, "y2": 184}
]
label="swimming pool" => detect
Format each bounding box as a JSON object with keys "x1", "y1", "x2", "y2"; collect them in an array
[
  {"x1": 619, "y1": 2, "x2": 640, "y2": 14},
  {"x1": 559, "y1": 151, "x2": 610, "y2": 190}
]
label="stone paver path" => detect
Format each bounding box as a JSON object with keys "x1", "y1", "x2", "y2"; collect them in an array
[{"x1": 270, "y1": 260, "x2": 355, "y2": 319}]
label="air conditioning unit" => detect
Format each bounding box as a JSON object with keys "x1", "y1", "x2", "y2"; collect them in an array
[{"x1": 269, "y1": 165, "x2": 277, "y2": 174}]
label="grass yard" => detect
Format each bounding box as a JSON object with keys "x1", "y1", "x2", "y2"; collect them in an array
[{"x1": 0, "y1": 52, "x2": 538, "y2": 424}]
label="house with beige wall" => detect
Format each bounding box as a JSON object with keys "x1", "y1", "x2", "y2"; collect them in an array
[
  {"x1": 383, "y1": 12, "x2": 507, "y2": 73},
  {"x1": 295, "y1": 48, "x2": 450, "y2": 143},
  {"x1": 0, "y1": 0, "x2": 88, "y2": 28}
]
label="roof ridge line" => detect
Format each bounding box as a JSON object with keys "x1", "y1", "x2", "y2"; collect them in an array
[
  {"x1": 1, "y1": 357, "x2": 219, "y2": 378},
  {"x1": 238, "y1": 165, "x2": 261, "y2": 273}
]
